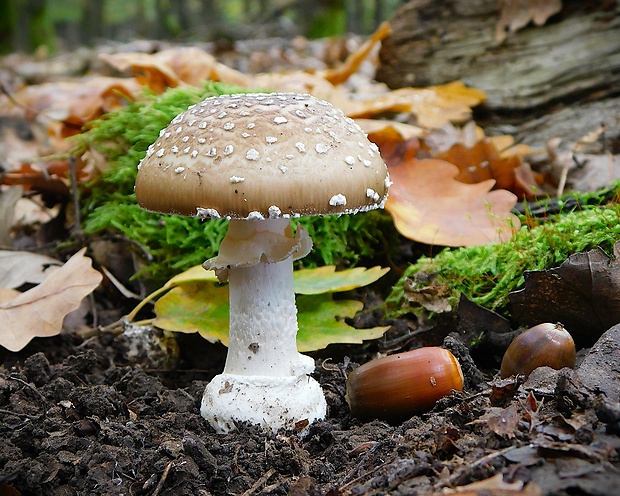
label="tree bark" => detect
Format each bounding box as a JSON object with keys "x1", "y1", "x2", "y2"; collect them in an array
[{"x1": 376, "y1": 0, "x2": 620, "y2": 150}]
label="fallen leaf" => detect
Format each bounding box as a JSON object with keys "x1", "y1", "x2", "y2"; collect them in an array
[
  {"x1": 448, "y1": 473, "x2": 542, "y2": 495},
  {"x1": 156, "y1": 264, "x2": 388, "y2": 295},
  {"x1": 154, "y1": 281, "x2": 230, "y2": 344},
  {"x1": 296, "y1": 294, "x2": 389, "y2": 352},
  {"x1": 293, "y1": 266, "x2": 389, "y2": 295},
  {"x1": 509, "y1": 243, "x2": 620, "y2": 346},
  {"x1": 101, "y1": 40, "x2": 485, "y2": 132},
  {"x1": 368, "y1": 128, "x2": 421, "y2": 168},
  {"x1": 358, "y1": 119, "x2": 425, "y2": 142},
  {"x1": 496, "y1": 0, "x2": 563, "y2": 42},
  {"x1": 320, "y1": 21, "x2": 391, "y2": 85},
  {"x1": 152, "y1": 266, "x2": 389, "y2": 351},
  {"x1": 0, "y1": 186, "x2": 23, "y2": 245},
  {"x1": 436, "y1": 138, "x2": 539, "y2": 199},
  {"x1": 0, "y1": 248, "x2": 102, "y2": 352},
  {"x1": 0, "y1": 250, "x2": 63, "y2": 288},
  {"x1": 0, "y1": 77, "x2": 141, "y2": 130},
  {"x1": 164, "y1": 265, "x2": 219, "y2": 287},
  {"x1": 1, "y1": 162, "x2": 72, "y2": 197},
  {"x1": 402, "y1": 272, "x2": 452, "y2": 313},
  {"x1": 385, "y1": 158, "x2": 520, "y2": 246},
  {"x1": 487, "y1": 403, "x2": 520, "y2": 438},
  {"x1": 338, "y1": 83, "x2": 486, "y2": 129},
  {"x1": 100, "y1": 47, "x2": 250, "y2": 92},
  {"x1": 0, "y1": 288, "x2": 20, "y2": 303}
]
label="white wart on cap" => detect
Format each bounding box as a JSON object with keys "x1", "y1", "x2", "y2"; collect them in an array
[{"x1": 135, "y1": 92, "x2": 389, "y2": 220}]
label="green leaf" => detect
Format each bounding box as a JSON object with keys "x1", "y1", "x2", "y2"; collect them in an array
[
  {"x1": 296, "y1": 294, "x2": 389, "y2": 352},
  {"x1": 293, "y1": 265, "x2": 389, "y2": 294},
  {"x1": 164, "y1": 265, "x2": 219, "y2": 288},
  {"x1": 151, "y1": 271, "x2": 390, "y2": 351},
  {"x1": 153, "y1": 282, "x2": 230, "y2": 345}
]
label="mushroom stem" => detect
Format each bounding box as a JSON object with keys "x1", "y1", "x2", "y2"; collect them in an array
[
  {"x1": 225, "y1": 237, "x2": 314, "y2": 377},
  {"x1": 201, "y1": 217, "x2": 326, "y2": 433}
]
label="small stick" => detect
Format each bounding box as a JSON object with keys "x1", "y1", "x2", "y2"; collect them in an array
[
  {"x1": 69, "y1": 155, "x2": 83, "y2": 239},
  {"x1": 240, "y1": 468, "x2": 276, "y2": 496},
  {"x1": 151, "y1": 460, "x2": 174, "y2": 496}
]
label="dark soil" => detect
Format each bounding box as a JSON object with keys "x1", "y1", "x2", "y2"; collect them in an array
[{"x1": 1, "y1": 315, "x2": 619, "y2": 496}]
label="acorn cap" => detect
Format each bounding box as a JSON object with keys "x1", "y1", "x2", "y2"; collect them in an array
[{"x1": 135, "y1": 92, "x2": 389, "y2": 220}]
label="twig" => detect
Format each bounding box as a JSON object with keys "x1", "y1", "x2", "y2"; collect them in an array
[
  {"x1": 8, "y1": 374, "x2": 47, "y2": 402},
  {"x1": 68, "y1": 155, "x2": 83, "y2": 239},
  {"x1": 447, "y1": 445, "x2": 518, "y2": 486},
  {"x1": 101, "y1": 266, "x2": 141, "y2": 300},
  {"x1": 151, "y1": 460, "x2": 174, "y2": 496},
  {"x1": 0, "y1": 408, "x2": 40, "y2": 419},
  {"x1": 337, "y1": 458, "x2": 392, "y2": 493},
  {"x1": 240, "y1": 468, "x2": 276, "y2": 496}
]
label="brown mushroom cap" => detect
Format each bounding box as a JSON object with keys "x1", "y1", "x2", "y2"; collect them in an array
[{"x1": 135, "y1": 92, "x2": 389, "y2": 220}]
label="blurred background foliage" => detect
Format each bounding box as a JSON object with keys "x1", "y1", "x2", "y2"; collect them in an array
[{"x1": 0, "y1": 0, "x2": 405, "y2": 55}]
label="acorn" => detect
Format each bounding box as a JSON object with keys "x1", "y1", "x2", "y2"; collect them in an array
[
  {"x1": 345, "y1": 347, "x2": 464, "y2": 422},
  {"x1": 500, "y1": 322, "x2": 576, "y2": 378}
]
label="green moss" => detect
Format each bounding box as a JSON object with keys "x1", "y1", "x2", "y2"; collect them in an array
[
  {"x1": 76, "y1": 82, "x2": 393, "y2": 285},
  {"x1": 387, "y1": 192, "x2": 620, "y2": 317}
]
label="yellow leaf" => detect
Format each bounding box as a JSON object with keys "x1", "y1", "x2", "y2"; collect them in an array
[
  {"x1": 293, "y1": 266, "x2": 389, "y2": 295},
  {"x1": 0, "y1": 248, "x2": 103, "y2": 351},
  {"x1": 164, "y1": 265, "x2": 218, "y2": 288}
]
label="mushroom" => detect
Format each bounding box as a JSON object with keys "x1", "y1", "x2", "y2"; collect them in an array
[{"x1": 135, "y1": 92, "x2": 389, "y2": 433}]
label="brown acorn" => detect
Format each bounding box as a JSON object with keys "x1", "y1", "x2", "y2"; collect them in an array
[
  {"x1": 500, "y1": 322, "x2": 576, "y2": 378},
  {"x1": 345, "y1": 347, "x2": 464, "y2": 422}
]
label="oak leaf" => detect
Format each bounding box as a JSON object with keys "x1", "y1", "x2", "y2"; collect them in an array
[
  {"x1": 0, "y1": 77, "x2": 141, "y2": 133},
  {"x1": 510, "y1": 243, "x2": 620, "y2": 347},
  {"x1": 337, "y1": 83, "x2": 486, "y2": 129},
  {"x1": 100, "y1": 47, "x2": 250, "y2": 93},
  {"x1": 436, "y1": 138, "x2": 539, "y2": 199},
  {"x1": 385, "y1": 158, "x2": 520, "y2": 246},
  {"x1": 0, "y1": 251, "x2": 63, "y2": 288},
  {"x1": 98, "y1": 28, "x2": 484, "y2": 131},
  {"x1": 0, "y1": 248, "x2": 102, "y2": 351}
]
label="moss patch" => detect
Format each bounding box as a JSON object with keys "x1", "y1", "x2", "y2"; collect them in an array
[{"x1": 387, "y1": 190, "x2": 620, "y2": 317}]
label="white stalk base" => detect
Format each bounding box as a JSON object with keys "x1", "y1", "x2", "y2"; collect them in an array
[{"x1": 201, "y1": 373, "x2": 327, "y2": 434}]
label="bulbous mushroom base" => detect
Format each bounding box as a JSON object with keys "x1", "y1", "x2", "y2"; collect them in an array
[{"x1": 201, "y1": 373, "x2": 327, "y2": 434}]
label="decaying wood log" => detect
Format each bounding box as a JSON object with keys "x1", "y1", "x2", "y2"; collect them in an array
[{"x1": 377, "y1": 0, "x2": 620, "y2": 152}]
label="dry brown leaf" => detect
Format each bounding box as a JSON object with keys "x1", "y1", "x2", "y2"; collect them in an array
[
  {"x1": 368, "y1": 128, "x2": 420, "y2": 169},
  {"x1": 496, "y1": 0, "x2": 563, "y2": 42},
  {"x1": 385, "y1": 158, "x2": 520, "y2": 246},
  {"x1": 0, "y1": 251, "x2": 62, "y2": 288},
  {"x1": 338, "y1": 83, "x2": 486, "y2": 128},
  {"x1": 509, "y1": 243, "x2": 620, "y2": 347},
  {"x1": 100, "y1": 51, "x2": 180, "y2": 91},
  {"x1": 487, "y1": 134, "x2": 535, "y2": 159},
  {"x1": 0, "y1": 288, "x2": 20, "y2": 303},
  {"x1": 252, "y1": 70, "x2": 339, "y2": 100},
  {"x1": 0, "y1": 77, "x2": 141, "y2": 127},
  {"x1": 424, "y1": 123, "x2": 534, "y2": 159},
  {"x1": 0, "y1": 158, "x2": 94, "y2": 198},
  {"x1": 100, "y1": 47, "x2": 251, "y2": 92},
  {"x1": 436, "y1": 138, "x2": 539, "y2": 198},
  {"x1": 445, "y1": 473, "x2": 542, "y2": 495},
  {"x1": 357, "y1": 119, "x2": 425, "y2": 141},
  {"x1": 487, "y1": 403, "x2": 520, "y2": 438},
  {"x1": 0, "y1": 186, "x2": 23, "y2": 245},
  {"x1": 320, "y1": 21, "x2": 391, "y2": 85},
  {"x1": 0, "y1": 248, "x2": 102, "y2": 351}
]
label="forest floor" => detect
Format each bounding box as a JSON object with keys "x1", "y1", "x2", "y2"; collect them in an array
[
  {"x1": 1, "y1": 314, "x2": 619, "y2": 495},
  {"x1": 0, "y1": 30, "x2": 619, "y2": 495}
]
